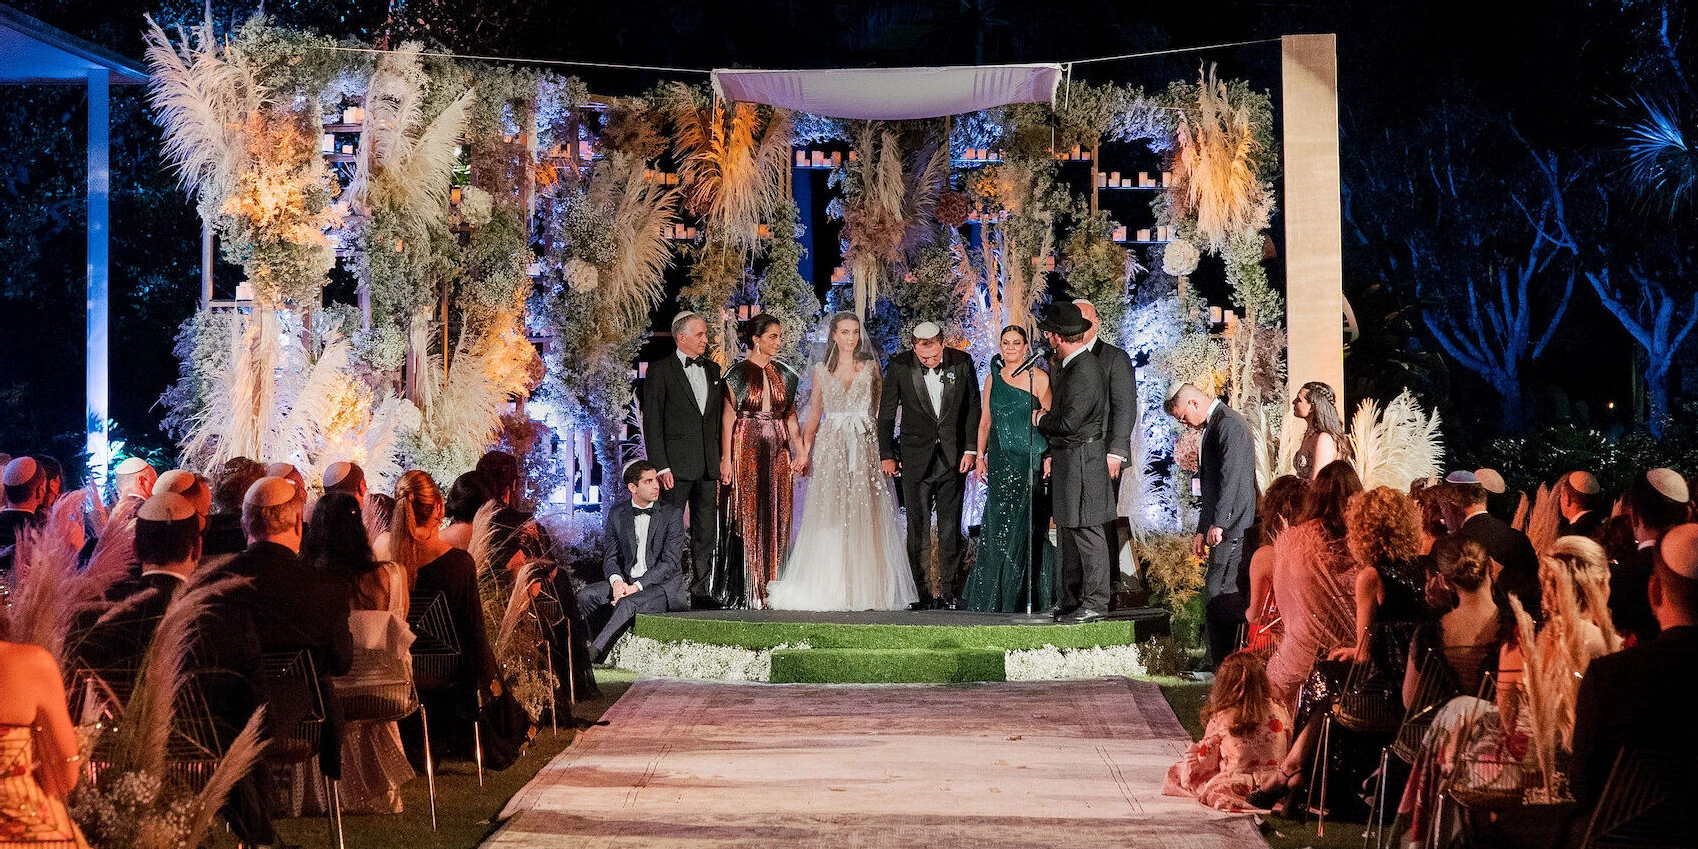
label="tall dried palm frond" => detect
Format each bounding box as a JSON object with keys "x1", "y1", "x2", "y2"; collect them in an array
[
  {"x1": 0, "y1": 526, "x2": 83, "y2": 660},
  {"x1": 1513, "y1": 492, "x2": 1531, "y2": 532},
  {"x1": 181, "y1": 306, "x2": 279, "y2": 472},
  {"x1": 142, "y1": 14, "x2": 267, "y2": 216},
  {"x1": 468, "y1": 501, "x2": 502, "y2": 578},
  {"x1": 841, "y1": 124, "x2": 949, "y2": 317},
  {"x1": 415, "y1": 314, "x2": 542, "y2": 474},
  {"x1": 274, "y1": 338, "x2": 352, "y2": 468},
  {"x1": 351, "y1": 42, "x2": 473, "y2": 223},
  {"x1": 1526, "y1": 484, "x2": 1563, "y2": 554},
  {"x1": 671, "y1": 88, "x2": 793, "y2": 254},
  {"x1": 1508, "y1": 594, "x2": 1561, "y2": 799},
  {"x1": 587, "y1": 154, "x2": 681, "y2": 325},
  {"x1": 1348, "y1": 389, "x2": 1443, "y2": 491},
  {"x1": 182, "y1": 709, "x2": 267, "y2": 849},
  {"x1": 117, "y1": 572, "x2": 252, "y2": 776},
  {"x1": 1172, "y1": 65, "x2": 1271, "y2": 252}
]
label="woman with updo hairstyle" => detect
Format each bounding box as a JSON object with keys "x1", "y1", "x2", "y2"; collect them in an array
[
  {"x1": 381, "y1": 471, "x2": 500, "y2": 759},
  {"x1": 718, "y1": 312, "x2": 804, "y2": 608},
  {"x1": 1402, "y1": 536, "x2": 1501, "y2": 707},
  {"x1": 1290, "y1": 381, "x2": 1350, "y2": 482}
]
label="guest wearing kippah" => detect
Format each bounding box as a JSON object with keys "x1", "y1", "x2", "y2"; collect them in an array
[
  {"x1": 113, "y1": 456, "x2": 157, "y2": 507},
  {"x1": 1615, "y1": 468, "x2": 1689, "y2": 644},
  {"x1": 0, "y1": 457, "x2": 46, "y2": 579},
  {"x1": 1556, "y1": 470, "x2": 1606, "y2": 540}
]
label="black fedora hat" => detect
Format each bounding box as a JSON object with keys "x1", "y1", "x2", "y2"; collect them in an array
[{"x1": 1036, "y1": 302, "x2": 1091, "y2": 336}]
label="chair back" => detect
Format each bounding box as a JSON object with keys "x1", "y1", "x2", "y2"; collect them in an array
[
  {"x1": 1333, "y1": 622, "x2": 1410, "y2": 734},
  {"x1": 1391, "y1": 648, "x2": 1462, "y2": 762},
  {"x1": 407, "y1": 591, "x2": 464, "y2": 690},
  {"x1": 1581, "y1": 748, "x2": 1698, "y2": 848},
  {"x1": 260, "y1": 650, "x2": 325, "y2": 765}
]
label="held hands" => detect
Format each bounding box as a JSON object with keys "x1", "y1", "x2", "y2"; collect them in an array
[
  {"x1": 794, "y1": 450, "x2": 811, "y2": 477},
  {"x1": 658, "y1": 470, "x2": 676, "y2": 490},
  {"x1": 957, "y1": 453, "x2": 975, "y2": 475},
  {"x1": 881, "y1": 459, "x2": 899, "y2": 477}
]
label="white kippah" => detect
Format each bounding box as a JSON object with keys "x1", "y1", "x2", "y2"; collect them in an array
[
  {"x1": 1647, "y1": 468, "x2": 1689, "y2": 503},
  {"x1": 115, "y1": 457, "x2": 151, "y2": 476},
  {"x1": 138, "y1": 492, "x2": 197, "y2": 522},
  {"x1": 1474, "y1": 468, "x2": 1507, "y2": 495},
  {"x1": 911, "y1": 321, "x2": 941, "y2": 340},
  {"x1": 323, "y1": 461, "x2": 357, "y2": 487},
  {"x1": 155, "y1": 469, "x2": 195, "y2": 494},
  {"x1": 1659, "y1": 524, "x2": 1698, "y2": 579},
  {"x1": 1566, "y1": 471, "x2": 1602, "y2": 495},
  {"x1": 1444, "y1": 470, "x2": 1480, "y2": 485},
  {"x1": 2, "y1": 457, "x2": 39, "y2": 487}
]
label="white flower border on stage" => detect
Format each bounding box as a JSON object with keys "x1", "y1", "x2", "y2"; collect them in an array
[{"x1": 606, "y1": 635, "x2": 1147, "y2": 682}]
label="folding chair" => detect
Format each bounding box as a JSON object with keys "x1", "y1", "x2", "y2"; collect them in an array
[
  {"x1": 1580, "y1": 748, "x2": 1697, "y2": 849},
  {"x1": 261, "y1": 650, "x2": 342, "y2": 849},
  {"x1": 408, "y1": 591, "x2": 484, "y2": 785},
  {"x1": 335, "y1": 679, "x2": 438, "y2": 831}
]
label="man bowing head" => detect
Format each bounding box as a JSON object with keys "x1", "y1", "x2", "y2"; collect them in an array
[
  {"x1": 879, "y1": 321, "x2": 982, "y2": 610},
  {"x1": 577, "y1": 460, "x2": 688, "y2": 659}
]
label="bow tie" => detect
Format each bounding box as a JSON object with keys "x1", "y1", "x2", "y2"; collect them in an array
[
  {"x1": 924, "y1": 365, "x2": 944, "y2": 375},
  {"x1": 684, "y1": 356, "x2": 705, "y2": 369},
  {"x1": 633, "y1": 507, "x2": 654, "y2": 517}
]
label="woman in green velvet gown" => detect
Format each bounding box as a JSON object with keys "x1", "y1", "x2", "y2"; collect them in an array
[{"x1": 964, "y1": 326, "x2": 1057, "y2": 612}]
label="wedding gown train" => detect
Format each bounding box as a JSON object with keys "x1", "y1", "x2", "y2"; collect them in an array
[{"x1": 767, "y1": 364, "x2": 918, "y2": 612}]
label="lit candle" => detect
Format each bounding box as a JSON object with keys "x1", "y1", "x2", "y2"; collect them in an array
[
  {"x1": 796, "y1": 150, "x2": 808, "y2": 166},
  {"x1": 1210, "y1": 306, "x2": 1223, "y2": 323},
  {"x1": 1136, "y1": 228, "x2": 1151, "y2": 242}
]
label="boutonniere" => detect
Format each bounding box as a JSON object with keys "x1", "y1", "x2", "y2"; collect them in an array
[{"x1": 942, "y1": 369, "x2": 958, "y2": 385}]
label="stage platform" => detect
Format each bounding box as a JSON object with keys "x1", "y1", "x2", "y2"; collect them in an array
[{"x1": 614, "y1": 607, "x2": 1171, "y2": 684}]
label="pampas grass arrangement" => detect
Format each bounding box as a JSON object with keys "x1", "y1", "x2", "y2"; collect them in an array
[
  {"x1": 670, "y1": 87, "x2": 793, "y2": 256},
  {"x1": 468, "y1": 504, "x2": 556, "y2": 720},
  {"x1": 1171, "y1": 65, "x2": 1273, "y2": 253},
  {"x1": 1525, "y1": 484, "x2": 1563, "y2": 554},
  {"x1": 1349, "y1": 389, "x2": 1444, "y2": 491},
  {"x1": 836, "y1": 123, "x2": 950, "y2": 317}
]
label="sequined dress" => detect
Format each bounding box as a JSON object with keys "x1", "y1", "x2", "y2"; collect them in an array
[
  {"x1": 768, "y1": 364, "x2": 918, "y2": 611},
  {"x1": 964, "y1": 370, "x2": 1056, "y2": 612},
  {"x1": 0, "y1": 724, "x2": 87, "y2": 848},
  {"x1": 725, "y1": 358, "x2": 800, "y2": 608}
]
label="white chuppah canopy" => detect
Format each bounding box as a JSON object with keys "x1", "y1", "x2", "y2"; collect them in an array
[{"x1": 711, "y1": 63, "x2": 1063, "y2": 120}]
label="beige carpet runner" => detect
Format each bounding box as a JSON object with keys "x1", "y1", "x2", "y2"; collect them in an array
[{"x1": 485, "y1": 677, "x2": 1268, "y2": 849}]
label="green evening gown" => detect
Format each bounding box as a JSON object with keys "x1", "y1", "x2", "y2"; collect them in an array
[{"x1": 964, "y1": 369, "x2": 1057, "y2": 612}]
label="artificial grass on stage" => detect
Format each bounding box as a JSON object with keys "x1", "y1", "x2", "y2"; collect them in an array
[
  {"x1": 633, "y1": 612, "x2": 1149, "y2": 651},
  {"x1": 769, "y1": 647, "x2": 1007, "y2": 683}
]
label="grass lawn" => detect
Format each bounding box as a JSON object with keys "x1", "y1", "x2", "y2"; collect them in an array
[{"x1": 261, "y1": 670, "x2": 1356, "y2": 849}]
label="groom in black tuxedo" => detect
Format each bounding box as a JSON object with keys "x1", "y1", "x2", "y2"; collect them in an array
[
  {"x1": 1166, "y1": 383, "x2": 1258, "y2": 668},
  {"x1": 577, "y1": 461, "x2": 688, "y2": 659},
  {"x1": 879, "y1": 321, "x2": 982, "y2": 609},
  {"x1": 642, "y1": 311, "x2": 723, "y2": 608},
  {"x1": 1034, "y1": 303, "x2": 1118, "y2": 623}
]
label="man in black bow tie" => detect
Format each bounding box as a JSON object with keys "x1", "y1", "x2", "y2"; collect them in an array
[
  {"x1": 879, "y1": 321, "x2": 982, "y2": 610},
  {"x1": 642, "y1": 311, "x2": 725, "y2": 609},
  {"x1": 577, "y1": 460, "x2": 688, "y2": 658}
]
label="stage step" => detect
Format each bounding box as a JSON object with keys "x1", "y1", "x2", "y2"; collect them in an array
[{"x1": 768, "y1": 647, "x2": 1007, "y2": 684}]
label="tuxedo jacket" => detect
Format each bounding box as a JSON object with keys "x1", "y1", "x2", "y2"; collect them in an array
[
  {"x1": 1038, "y1": 349, "x2": 1116, "y2": 528},
  {"x1": 601, "y1": 498, "x2": 688, "y2": 611},
  {"x1": 1570, "y1": 626, "x2": 1698, "y2": 808},
  {"x1": 219, "y1": 541, "x2": 354, "y2": 678},
  {"x1": 878, "y1": 348, "x2": 982, "y2": 467},
  {"x1": 1091, "y1": 339, "x2": 1139, "y2": 462},
  {"x1": 642, "y1": 352, "x2": 724, "y2": 481},
  {"x1": 74, "y1": 571, "x2": 185, "y2": 677},
  {"x1": 1198, "y1": 401, "x2": 1257, "y2": 536}
]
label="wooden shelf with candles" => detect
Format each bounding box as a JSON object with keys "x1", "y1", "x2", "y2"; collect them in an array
[
  {"x1": 1111, "y1": 225, "x2": 1173, "y2": 245},
  {"x1": 793, "y1": 148, "x2": 855, "y2": 169}
]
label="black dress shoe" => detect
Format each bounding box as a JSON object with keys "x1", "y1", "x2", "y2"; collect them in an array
[
  {"x1": 938, "y1": 595, "x2": 964, "y2": 611},
  {"x1": 691, "y1": 595, "x2": 724, "y2": 611},
  {"x1": 1060, "y1": 608, "x2": 1105, "y2": 624},
  {"x1": 908, "y1": 598, "x2": 935, "y2": 611},
  {"x1": 1051, "y1": 605, "x2": 1078, "y2": 621}
]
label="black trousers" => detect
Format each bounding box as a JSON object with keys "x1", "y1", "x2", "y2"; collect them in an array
[
  {"x1": 1203, "y1": 529, "x2": 1250, "y2": 668},
  {"x1": 1057, "y1": 523, "x2": 1112, "y2": 612},
  {"x1": 576, "y1": 580, "x2": 673, "y2": 657},
  {"x1": 900, "y1": 450, "x2": 966, "y2": 599},
  {"x1": 661, "y1": 475, "x2": 718, "y2": 599}
]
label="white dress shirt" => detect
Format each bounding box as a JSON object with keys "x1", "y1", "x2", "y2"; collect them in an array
[
  {"x1": 678, "y1": 349, "x2": 708, "y2": 413},
  {"x1": 923, "y1": 363, "x2": 945, "y2": 417},
  {"x1": 631, "y1": 505, "x2": 652, "y2": 584}
]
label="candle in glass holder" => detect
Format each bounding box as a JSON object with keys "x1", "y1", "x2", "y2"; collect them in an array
[
  {"x1": 1210, "y1": 306, "x2": 1223, "y2": 324},
  {"x1": 796, "y1": 150, "x2": 808, "y2": 166},
  {"x1": 1136, "y1": 228, "x2": 1151, "y2": 242},
  {"x1": 1109, "y1": 171, "x2": 1121, "y2": 187}
]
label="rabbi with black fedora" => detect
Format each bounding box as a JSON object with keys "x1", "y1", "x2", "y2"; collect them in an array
[{"x1": 1033, "y1": 302, "x2": 1116, "y2": 624}]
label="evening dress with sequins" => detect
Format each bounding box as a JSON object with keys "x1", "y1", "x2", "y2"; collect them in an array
[{"x1": 723, "y1": 358, "x2": 801, "y2": 609}]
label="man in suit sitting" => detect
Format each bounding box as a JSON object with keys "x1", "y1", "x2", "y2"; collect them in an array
[
  {"x1": 1555, "y1": 470, "x2": 1605, "y2": 540},
  {"x1": 1167, "y1": 382, "x2": 1258, "y2": 669},
  {"x1": 76, "y1": 492, "x2": 203, "y2": 679},
  {"x1": 643, "y1": 311, "x2": 725, "y2": 609},
  {"x1": 578, "y1": 460, "x2": 687, "y2": 659},
  {"x1": 322, "y1": 460, "x2": 367, "y2": 504},
  {"x1": 1443, "y1": 470, "x2": 1541, "y2": 618},
  {"x1": 1612, "y1": 468, "x2": 1688, "y2": 644},
  {"x1": 878, "y1": 321, "x2": 982, "y2": 610},
  {"x1": 1570, "y1": 522, "x2": 1698, "y2": 822}
]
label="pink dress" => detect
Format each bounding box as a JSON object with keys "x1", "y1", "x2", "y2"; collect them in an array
[
  {"x1": 1265, "y1": 520, "x2": 1359, "y2": 706},
  {"x1": 1163, "y1": 701, "x2": 1294, "y2": 811}
]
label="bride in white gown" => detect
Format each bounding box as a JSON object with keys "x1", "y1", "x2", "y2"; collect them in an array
[{"x1": 767, "y1": 312, "x2": 919, "y2": 611}]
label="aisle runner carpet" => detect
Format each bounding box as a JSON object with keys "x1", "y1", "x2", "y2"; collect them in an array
[{"x1": 484, "y1": 678, "x2": 1267, "y2": 849}]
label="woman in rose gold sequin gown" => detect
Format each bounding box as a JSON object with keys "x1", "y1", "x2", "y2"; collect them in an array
[{"x1": 719, "y1": 314, "x2": 805, "y2": 608}]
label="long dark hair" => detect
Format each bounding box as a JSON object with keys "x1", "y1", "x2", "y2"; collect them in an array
[
  {"x1": 1299, "y1": 381, "x2": 1350, "y2": 457},
  {"x1": 1302, "y1": 459, "x2": 1364, "y2": 539},
  {"x1": 740, "y1": 313, "x2": 782, "y2": 351},
  {"x1": 822, "y1": 311, "x2": 873, "y2": 372},
  {"x1": 302, "y1": 491, "x2": 378, "y2": 578},
  {"x1": 445, "y1": 470, "x2": 496, "y2": 523}
]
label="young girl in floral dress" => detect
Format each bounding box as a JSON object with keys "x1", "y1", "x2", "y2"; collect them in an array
[{"x1": 1164, "y1": 650, "x2": 1293, "y2": 811}]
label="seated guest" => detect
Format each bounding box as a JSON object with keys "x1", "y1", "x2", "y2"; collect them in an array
[
  {"x1": 577, "y1": 461, "x2": 687, "y2": 659},
  {"x1": 75, "y1": 493, "x2": 202, "y2": 678},
  {"x1": 205, "y1": 457, "x2": 264, "y2": 557},
  {"x1": 1442, "y1": 470, "x2": 1540, "y2": 622},
  {"x1": 1614, "y1": 469, "x2": 1686, "y2": 645},
  {"x1": 1166, "y1": 650, "x2": 1292, "y2": 811},
  {"x1": 1246, "y1": 475, "x2": 1306, "y2": 651},
  {"x1": 1410, "y1": 475, "x2": 1449, "y2": 555},
  {"x1": 381, "y1": 471, "x2": 499, "y2": 760},
  {"x1": 265, "y1": 462, "x2": 306, "y2": 491},
  {"x1": 113, "y1": 456, "x2": 158, "y2": 510},
  {"x1": 1571, "y1": 523, "x2": 1698, "y2": 811},
  {"x1": 30, "y1": 455, "x2": 63, "y2": 518},
  {"x1": 1, "y1": 457, "x2": 46, "y2": 560},
  {"x1": 1403, "y1": 537, "x2": 1502, "y2": 708},
  {"x1": 322, "y1": 460, "x2": 367, "y2": 504},
  {"x1": 1332, "y1": 487, "x2": 1429, "y2": 684},
  {"x1": 307, "y1": 492, "x2": 414, "y2": 815},
  {"x1": 438, "y1": 470, "x2": 498, "y2": 553},
  {"x1": 1556, "y1": 471, "x2": 1605, "y2": 540},
  {"x1": 222, "y1": 477, "x2": 353, "y2": 677},
  {"x1": 0, "y1": 638, "x2": 88, "y2": 845}
]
